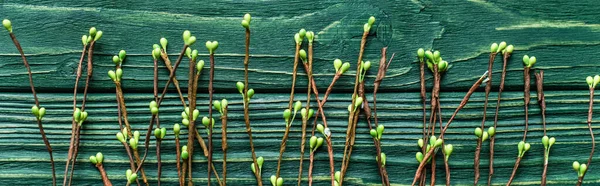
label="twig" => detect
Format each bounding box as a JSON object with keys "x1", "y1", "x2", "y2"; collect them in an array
[
  {"x1": 208, "y1": 47, "x2": 216, "y2": 186},
  {"x1": 489, "y1": 49, "x2": 512, "y2": 185},
  {"x1": 6, "y1": 29, "x2": 56, "y2": 186},
  {"x1": 475, "y1": 52, "x2": 496, "y2": 185},
  {"x1": 371, "y1": 47, "x2": 393, "y2": 186},
  {"x1": 298, "y1": 35, "x2": 314, "y2": 186},
  {"x1": 95, "y1": 163, "x2": 113, "y2": 186},
  {"x1": 577, "y1": 82, "x2": 596, "y2": 186},
  {"x1": 221, "y1": 104, "x2": 229, "y2": 185}
]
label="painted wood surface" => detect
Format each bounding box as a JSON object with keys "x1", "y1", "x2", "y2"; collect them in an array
[{"x1": 1, "y1": 0, "x2": 600, "y2": 185}]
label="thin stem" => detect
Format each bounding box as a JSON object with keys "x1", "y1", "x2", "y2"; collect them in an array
[
  {"x1": 96, "y1": 164, "x2": 113, "y2": 186},
  {"x1": 186, "y1": 55, "x2": 197, "y2": 186},
  {"x1": 120, "y1": 141, "x2": 139, "y2": 186},
  {"x1": 8, "y1": 32, "x2": 55, "y2": 186},
  {"x1": 371, "y1": 47, "x2": 393, "y2": 186},
  {"x1": 340, "y1": 30, "x2": 369, "y2": 186},
  {"x1": 506, "y1": 157, "x2": 522, "y2": 186},
  {"x1": 221, "y1": 107, "x2": 229, "y2": 185},
  {"x1": 133, "y1": 149, "x2": 149, "y2": 185},
  {"x1": 160, "y1": 50, "x2": 186, "y2": 106},
  {"x1": 208, "y1": 52, "x2": 215, "y2": 186},
  {"x1": 411, "y1": 71, "x2": 488, "y2": 186},
  {"x1": 578, "y1": 88, "x2": 596, "y2": 186},
  {"x1": 475, "y1": 52, "x2": 496, "y2": 185},
  {"x1": 243, "y1": 27, "x2": 262, "y2": 186},
  {"x1": 176, "y1": 136, "x2": 182, "y2": 186},
  {"x1": 489, "y1": 51, "x2": 511, "y2": 186},
  {"x1": 507, "y1": 67, "x2": 533, "y2": 186},
  {"x1": 154, "y1": 57, "x2": 162, "y2": 186},
  {"x1": 297, "y1": 43, "x2": 314, "y2": 186},
  {"x1": 535, "y1": 71, "x2": 549, "y2": 186}
]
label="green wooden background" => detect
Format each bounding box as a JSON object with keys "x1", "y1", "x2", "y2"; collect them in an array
[{"x1": 1, "y1": 0, "x2": 600, "y2": 185}]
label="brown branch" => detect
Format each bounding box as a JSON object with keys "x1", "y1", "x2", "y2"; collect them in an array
[
  {"x1": 186, "y1": 55, "x2": 197, "y2": 186},
  {"x1": 160, "y1": 50, "x2": 186, "y2": 106},
  {"x1": 96, "y1": 164, "x2": 113, "y2": 186},
  {"x1": 243, "y1": 27, "x2": 262, "y2": 186},
  {"x1": 578, "y1": 87, "x2": 596, "y2": 186},
  {"x1": 297, "y1": 41, "x2": 314, "y2": 186},
  {"x1": 221, "y1": 106, "x2": 229, "y2": 185},
  {"x1": 8, "y1": 32, "x2": 56, "y2": 186},
  {"x1": 489, "y1": 51, "x2": 511, "y2": 185},
  {"x1": 535, "y1": 71, "x2": 549, "y2": 186},
  {"x1": 208, "y1": 52, "x2": 216, "y2": 186},
  {"x1": 475, "y1": 52, "x2": 496, "y2": 185}
]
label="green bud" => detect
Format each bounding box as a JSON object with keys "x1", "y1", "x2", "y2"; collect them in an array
[
  {"x1": 438, "y1": 60, "x2": 449, "y2": 72},
  {"x1": 587, "y1": 76, "x2": 594, "y2": 87},
  {"x1": 522, "y1": 55, "x2": 529, "y2": 66},
  {"x1": 236, "y1": 82, "x2": 244, "y2": 94},
  {"x1": 247, "y1": 89, "x2": 255, "y2": 100},
  {"x1": 435, "y1": 138, "x2": 443, "y2": 147},
  {"x1": 294, "y1": 101, "x2": 302, "y2": 113},
  {"x1": 196, "y1": 60, "x2": 205, "y2": 73},
  {"x1": 126, "y1": 169, "x2": 133, "y2": 181},
  {"x1": 31, "y1": 105, "x2": 39, "y2": 117},
  {"x1": 497, "y1": 42, "x2": 507, "y2": 53},
  {"x1": 594, "y1": 75, "x2": 600, "y2": 88},
  {"x1": 417, "y1": 138, "x2": 424, "y2": 148},
  {"x1": 276, "y1": 177, "x2": 284, "y2": 186},
  {"x1": 129, "y1": 138, "x2": 138, "y2": 150},
  {"x1": 112, "y1": 55, "x2": 120, "y2": 65},
  {"x1": 444, "y1": 144, "x2": 453, "y2": 157},
  {"x1": 183, "y1": 30, "x2": 191, "y2": 43},
  {"x1": 182, "y1": 118, "x2": 190, "y2": 126},
  {"x1": 542, "y1": 135, "x2": 549, "y2": 149},
  {"x1": 335, "y1": 171, "x2": 341, "y2": 182},
  {"x1": 310, "y1": 136, "x2": 317, "y2": 150},
  {"x1": 306, "y1": 31, "x2": 315, "y2": 43},
  {"x1": 251, "y1": 163, "x2": 257, "y2": 174},
  {"x1": 152, "y1": 48, "x2": 161, "y2": 60},
  {"x1": 380, "y1": 152, "x2": 386, "y2": 166},
  {"x1": 202, "y1": 116, "x2": 210, "y2": 127},
  {"x1": 376, "y1": 124, "x2": 384, "y2": 140},
  {"x1": 433, "y1": 51, "x2": 441, "y2": 63},
  {"x1": 86, "y1": 35, "x2": 92, "y2": 44},
  {"x1": 213, "y1": 100, "x2": 222, "y2": 113},
  {"x1": 3, "y1": 19, "x2": 12, "y2": 33},
  {"x1": 524, "y1": 143, "x2": 531, "y2": 152},
  {"x1": 517, "y1": 141, "x2": 525, "y2": 154},
  {"x1": 96, "y1": 152, "x2": 103, "y2": 164},
  {"x1": 122, "y1": 128, "x2": 128, "y2": 138},
  {"x1": 333, "y1": 59, "x2": 343, "y2": 72},
  {"x1": 118, "y1": 50, "x2": 126, "y2": 61},
  {"x1": 270, "y1": 175, "x2": 277, "y2": 186},
  {"x1": 487, "y1": 127, "x2": 496, "y2": 137},
  {"x1": 370, "y1": 129, "x2": 377, "y2": 139},
  {"x1": 191, "y1": 50, "x2": 199, "y2": 61},
  {"x1": 299, "y1": 29, "x2": 306, "y2": 38},
  {"x1": 424, "y1": 50, "x2": 434, "y2": 62},
  {"x1": 153, "y1": 44, "x2": 160, "y2": 49},
  {"x1": 573, "y1": 161, "x2": 581, "y2": 171},
  {"x1": 348, "y1": 104, "x2": 352, "y2": 113},
  {"x1": 241, "y1": 20, "x2": 250, "y2": 29},
  {"x1": 490, "y1": 43, "x2": 499, "y2": 53},
  {"x1": 474, "y1": 127, "x2": 483, "y2": 138},
  {"x1": 317, "y1": 124, "x2": 324, "y2": 134},
  {"x1": 300, "y1": 108, "x2": 308, "y2": 119},
  {"x1": 89, "y1": 155, "x2": 97, "y2": 165},
  {"x1": 221, "y1": 99, "x2": 228, "y2": 110},
  {"x1": 115, "y1": 68, "x2": 123, "y2": 81},
  {"x1": 193, "y1": 109, "x2": 200, "y2": 121},
  {"x1": 128, "y1": 173, "x2": 138, "y2": 184},
  {"x1": 154, "y1": 128, "x2": 161, "y2": 139},
  {"x1": 416, "y1": 152, "x2": 424, "y2": 163},
  {"x1": 294, "y1": 33, "x2": 302, "y2": 45},
  {"x1": 78, "y1": 111, "x2": 87, "y2": 125},
  {"x1": 89, "y1": 27, "x2": 97, "y2": 38},
  {"x1": 149, "y1": 100, "x2": 158, "y2": 109},
  {"x1": 316, "y1": 137, "x2": 323, "y2": 149},
  {"x1": 354, "y1": 97, "x2": 363, "y2": 109},
  {"x1": 528, "y1": 56, "x2": 536, "y2": 67},
  {"x1": 160, "y1": 127, "x2": 166, "y2": 139},
  {"x1": 482, "y1": 131, "x2": 489, "y2": 142},
  {"x1": 308, "y1": 109, "x2": 314, "y2": 119},
  {"x1": 173, "y1": 124, "x2": 181, "y2": 136},
  {"x1": 186, "y1": 36, "x2": 197, "y2": 46},
  {"x1": 580, "y1": 164, "x2": 588, "y2": 176},
  {"x1": 549, "y1": 137, "x2": 556, "y2": 147},
  {"x1": 181, "y1": 145, "x2": 189, "y2": 159},
  {"x1": 160, "y1": 38, "x2": 168, "y2": 50},
  {"x1": 429, "y1": 135, "x2": 437, "y2": 147},
  {"x1": 505, "y1": 45, "x2": 514, "y2": 53},
  {"x1": 340, "y1": 62, "x2": 351, "y2": 74},
  {"x1": 257, "y1": 156, "x2": 264, "y2": 168},
  {"x1": 186, "y1": 47, "x2": 192, "y2": 59},
  {"x1": 82, "y1": 35, "x2": 88, "y2": 46},
  {"x1": 362, "y1": 61, "x2": 372, "y2": 71},
  {"x1": 134, "y1": 131, "x2": 140, "y2": 142},
  {"x1": 149, "y1": 107, "x2": 158, "y2": 116},
  {"x1": 206, "y1": 41, "x2": 219, "y2": 54},
  {"x1": 283, "y1": 109, "x2": 291, "y2": 123},
  {"x1": 417, "y1": 48, "x2": 425, "y2": 60},
  {"x1": 94, "y1": 31, "x2": 102, "y2": 41},
  {"x1": 363, "y1": 23, "x2": 371, "y2": 33},
  {"x1": 73, "y1": 108, "x2": 82, "y2": 122},
  {"x1": 299, "y1": 49, "x2": 307, "y2": 62}
]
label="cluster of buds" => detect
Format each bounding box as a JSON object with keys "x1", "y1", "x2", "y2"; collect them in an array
[
  {"x1": 181, "y1": 107, "x2": 200, "y2": 126},
  {"x1": 154, "y1": 127, "x2": 166, "y2": 140},
  {"x1": 82, "y1": 27, "x2": 103, "y2": 46},
  {"x1": 586, "y1": 75, "x2": 600, "y2": 89},
  {"x1": 474, "y1": 127, "x2": 493, "y2": 142},
  {"x1": 316, "y1": 124, "x2": 331, "y2": 138},
  {"x1": 236, "y1": 82, "x2": 255, "y2": 102},
  {"x1": 181, "y1": 145, "x2": 189, "y2": 159},
  {"x1": 363, "y1": 16, "x2": 376, "y2": 33},
  {"x1": 125, "y1": 169, "x2": 138, "y2": 184},
  {"x1": 517, "y1": 141, "x2": 531, "y2": 158},
  {"x1": 573, "y1": 161, "x2": 588, "y2": 178},
  {"x1": 283, "y1": 101, "x2": 302, "y2": 126},
  {"x1": 333, "y1": 59, "x2": 351, "y2": 75},
  {"x1": 415, "y1": 136, "x2": 443, "y2": 163},
  {"x1": 250, "y1": 156, "x2": 264, "y2": 175},
  {"x1": 185, "y1": 47, "x2": 199, "y2": 62},
  {"x1": 108, "y1": 50, "x2": 126, "y2": 82},
  {"x1": 182, "y1": 30, "x2": 197, "y2": 46},
  {"x1": 73, "y1": 108, "x2": 88, "y2": 126},
  {"x1": 418, "y1": 49, "x2": 449, "y2": 73},
  {"x1": 241, "y1": 13, "x2": 251, "y2": 29},
  {"x1": 359, "y1": 61, "x2": 372, "y2": 82},
  {"x1": 205, "y1": 41, "x2": 219, "y2": 54},
  {"x1": 213, "y1": 99, "x2": 228, "y2": 115},
  {"x1": 88, "y1": 152, "x2": 104, "y2": 166},
  {"x1": 149, "y1": 101, "x2": 158, "y2": 115},
  {"x1": 31, "y1": 105, "x2": 46, "y2": 120},
  {"x1": 294, "y1": 29, "x2": 306, "y2": 45},
  {"x1": 348, "y1": 96, "x2": 363, "y2": 113},
  {"x1": 369, "y1": 125, "x2": 385, "y2": 141},
  {"x1": 269, "y1": 175, "x2": 283, "y2": 186},
  {"x1": 309, "y1": 136, "x2": 324, "y2": 153},
  {"x1": 522, "y1": 55, "x2": 537, "y2": 68}
]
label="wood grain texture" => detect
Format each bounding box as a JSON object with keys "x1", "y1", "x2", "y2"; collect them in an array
[{"x1": 1, "y1": 0, "x2": 600, "y2": 185}]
